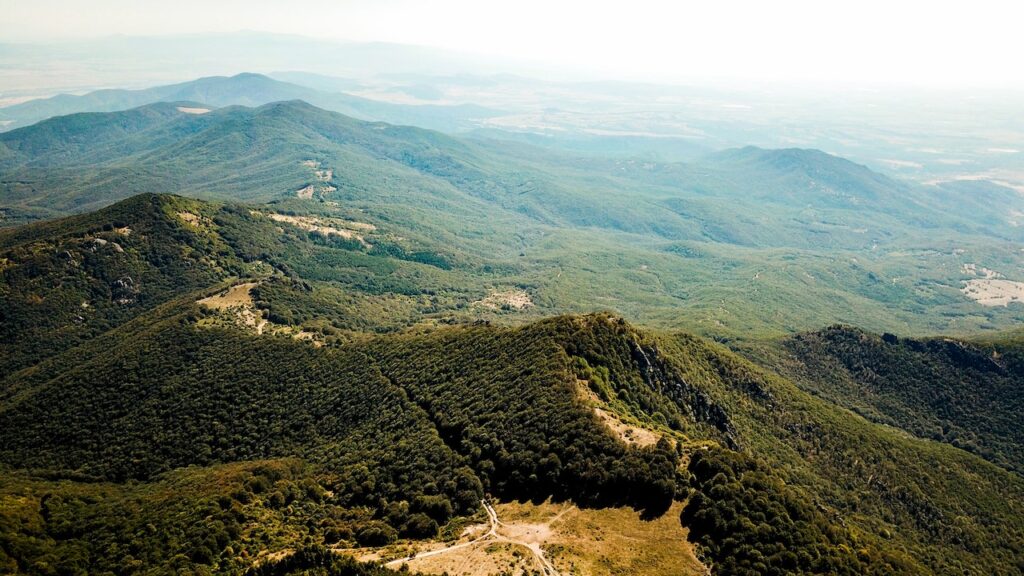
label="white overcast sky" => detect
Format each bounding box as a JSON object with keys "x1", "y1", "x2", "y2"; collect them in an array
[{"x1": 1, "y1": 0, "x2": 1022, "y2": 87}]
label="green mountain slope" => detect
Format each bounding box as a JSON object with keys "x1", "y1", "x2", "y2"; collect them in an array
[
  {"x1": 4, "y1": 101, "x2": 1024, "y2": 340},
  {"x1": 6, "y1": 100, "x2": 1010, "y2": 247},
  {"x1": 2, "y1": 304, "x2": 1022, "y2": 574},
  {"x1": 0, "y1": 194, "x2": 250, "y2": 379},
  {"x1": 740, "y1": 326, "x2": 1024, "y2": 474},
  {"x1": 0, "y1": 192, "x2": 523, "y2": 379},
  {"x1": 1, "y1": 195, "x2": 1022, "y2": 574}
]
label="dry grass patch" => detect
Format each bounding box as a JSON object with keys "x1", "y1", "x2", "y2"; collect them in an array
[
  {"x1": 475, "y1": 289, "x2": 533, "y2": 311},
  {"x1": 962, "y1": 278, "x2": 1024, "y2": 306},
  {"x1": 391, "y1": 500, "x2": 704, "y2": 576},
  {"x1": 197, "y1": 283, "x2": 257, "y2": 309},
  {"x1": 264, "y1": 213, "x2": 374, "y2": 247}
]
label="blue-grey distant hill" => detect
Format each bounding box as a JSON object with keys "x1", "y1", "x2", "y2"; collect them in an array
[{"x1": 0, "y1": 72, "x2": 499, "y2": 133}]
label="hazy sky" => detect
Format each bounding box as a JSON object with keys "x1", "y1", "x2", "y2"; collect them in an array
[{"x1": 2, "y1": 0, "x2": 1022, "y2": 87}]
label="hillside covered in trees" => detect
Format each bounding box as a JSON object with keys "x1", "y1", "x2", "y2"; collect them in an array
[
  {"x1": 2, "y1": 303, "x2": 1023, "y2": 573},
  {"x1": 1, "y1": 192, "x2": 1023, "y2": 574},
  {"x1": 742, "y1": 326, "x2": 1024, "y2": 475}
]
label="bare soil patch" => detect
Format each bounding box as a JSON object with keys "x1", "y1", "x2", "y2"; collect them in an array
[
  {"x1": 177, "y1": 211, "x2": 211, "y2": 229},
  {"x1": 197, "y1": 283, "x2": 257, "y2": 309},
  {"x1": 475, "y1": 289, "x2": 533, "y2": 311},
  {"x1": 389, "y1": 500, "x2": 704, "y2": 576},
  {"x1": 594, "y1": 407, "x2": 662, "y2": 447},
  {"x1": 293, "y1": 330, "x2": 324, "y2": 347},
  {"x1": 962, "y1": 279, "x2": 1024, "y2": 307},
  {"x1": 962, "y1": 263, "x2": 1002, "y2": 279},
  {"x1": 576, "y1": 379, "x2": 663, "y2": 448},
  {"x1": 176, "y1": 106, "x2": 211, "y2": 114},
  {"x1": 197, "y1": 283, "x2": 275, "y2": 334},
  {"x1": 264, "y1": 213, "x2": 373, "y2": 247}
]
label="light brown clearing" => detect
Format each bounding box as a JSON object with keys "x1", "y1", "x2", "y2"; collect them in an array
[
  {"x1": 177, "y1": 211, "x2": 211, "y2": 228},
  {"x1": 388, "y1": 500, "x2": 705, "y2": 576},
  {"x1": 197, "y1": 283, "x2": 272, "y2": 334},
  {"x1": 474, "y1": 289, "x2": 533, "y2": 311},
  {"x1": 576, "y1": 379, "x2": 663, "y2": 448},
  {"x1": 265, "y1": 213, "x2": 373, "y2": 246},
  {"x1": 961, "y1": 263, "x2": 1002, "y2": 279},
  {"x1": 296, "y1": 185, "x2": 315, "y2": 199},
  {"x1": 238, "y1": 307, "x2": 269, "y2": 335},
  {"x1": 176, "y1": 106, "x2": 211, "y2": 114},
  {"x1": 962, "y1": 278, "x2": 1024, "y2": 307},
  {"x1": 594, "y1": 407, "x2": 662, "y2": 447},
  {"x1": 197, "y1": 283, "x2": 257, "y2": 309},
  {"x1": 293, "y1": 330, "x2": 324, "y2": 347}
]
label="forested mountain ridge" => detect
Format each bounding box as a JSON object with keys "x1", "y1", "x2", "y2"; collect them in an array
[
  {"x1": 0, "y1": 193, "x2": 254, "y2": 379},
  {"x1": 740, "y1": 325, "x2": 1024, "y2": 474},
  {"x1": 1, "y1": 282, "x2": 1022, "y2": 574},
  {"x1": 0, "y1": 95, "x2": 1023, "y2": 574}
]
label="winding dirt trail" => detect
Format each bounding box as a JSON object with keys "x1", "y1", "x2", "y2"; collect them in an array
[{"x1": 386, "y1": 499, "x2": 566, "y2": 575}]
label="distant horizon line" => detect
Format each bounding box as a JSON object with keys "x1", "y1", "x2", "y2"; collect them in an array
[{"x1": 2, "y1": 30, "x2": 1023, "y2": 94}]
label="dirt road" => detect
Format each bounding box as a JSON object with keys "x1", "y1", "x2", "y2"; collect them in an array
[{"x1": 386, "y1": 499, "x2": 564, "y2": 575}]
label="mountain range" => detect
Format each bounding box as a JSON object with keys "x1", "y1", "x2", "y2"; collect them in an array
[
  {"x1": 2, "y1": 94, "x2": 1023, "y2": 337},
  {"x1": 0, "y1": 74, "x2": 1023, "y2": 575},
  {"x1": 0, "y1": 72, "x2": 497, "y2": 133},
  {"x1": 0, "y1": 193, "x2": 1021, "y2": 574}
]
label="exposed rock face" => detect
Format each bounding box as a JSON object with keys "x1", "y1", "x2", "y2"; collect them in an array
[
  {"x1": 112, "y1": 276, "x2": 137, "y2": 305},
  {"x1": 629, "y1": 340, "x2": 739, "y2": 448}
]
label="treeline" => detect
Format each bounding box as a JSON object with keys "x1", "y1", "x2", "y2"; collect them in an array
[{"x1": 245, "y1": 546, "x2": 418, "y2": 576}]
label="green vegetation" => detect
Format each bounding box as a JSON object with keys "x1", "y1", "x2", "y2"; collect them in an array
[
  {"x1": 1, "y1": 96, "x2": 1024, "y2": 574},
  {"x1": 4, "y1": 99, "x2": 1024, "y2": 338},
  {"x1": 0, "y1": 194, "x2": 246, "y2": 379},
  {"x1": 1, "y1": 296, "x2": 1022, "y2": 573},
  {"x1": 683, "y1": 447, "x2": 920, "y2": 575},
  {"x1": 0, "y1": 461, "x2": 426, "y2": 575},
  {"x1": 740, "y1": 326, "x2": 1024, "y2": 474},
  {"x1": 245, "y1": 546, "x2": 418, "y2": 576}
]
